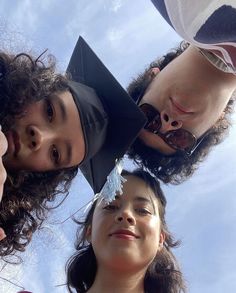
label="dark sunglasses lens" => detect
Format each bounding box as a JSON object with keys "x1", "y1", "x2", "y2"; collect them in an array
[
  {"x1": 166, "y1": 130, "x2": 196, "y2": 150},
  {"x1": 146, "y1": 118, "x2": 161, "y2": 133},
  {"x1": 140, "y1": 103, "x2": 196, "y2": 152},
  {"x1": 140, "y1": 104, "x2": 161, "y2": 132},
  {"x1": 140, "y1": 104, "x2": 158, "y2": 123}
]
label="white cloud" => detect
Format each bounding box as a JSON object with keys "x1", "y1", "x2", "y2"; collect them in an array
[
  {"x1": 0, "y1": 1, "x2": 236, "y2": 292},
  {"x1": 110, "y1": 0, "x2": 124, "y2": 12},
  {"x1": 107, "y1": 28, "x2": 124, "y2": 43},
  {"x1": 106, "y1": 7, "x2": 173, "y2": 50},
  {"x1": 9, "y1": 0, "x2": 39, "y2": 32}
]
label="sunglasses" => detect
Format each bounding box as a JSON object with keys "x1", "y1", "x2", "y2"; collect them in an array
[{"x1": 139, "y1": 103, "x2": 207, "y2": 156}]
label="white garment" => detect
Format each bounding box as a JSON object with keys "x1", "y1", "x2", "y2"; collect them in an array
[{"x1": 151, "y1": 0, "x2": 236, "y2": 74}]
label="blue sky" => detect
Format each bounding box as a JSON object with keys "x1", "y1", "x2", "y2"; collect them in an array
[{"x1": 0, "y1": 1, "x2": 236, "y2": 292}]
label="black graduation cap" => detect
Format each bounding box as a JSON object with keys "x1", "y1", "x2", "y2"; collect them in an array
[{"x1": 66, "y1": 36, "x2": 146, "y2": 193}]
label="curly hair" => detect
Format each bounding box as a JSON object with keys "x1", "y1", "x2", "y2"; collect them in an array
[
  {"x1": 127, "y1": 42, "x2": 236, "y2": 184},
  {"x1": 66, "y1": 169, "x2": 186, "y2": 293},
  {"x1": 0, "y1": 51, "x2": 78, "y2": 260}
]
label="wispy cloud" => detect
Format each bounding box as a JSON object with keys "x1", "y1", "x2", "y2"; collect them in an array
[
  {"x1": 0, "y1": 1, "x2": 236, "y2": 293},
  {"x1": 107, "y1": 28, "x2": 124, "y2": 43},
  {"x1": 5, "y1": 0, "x2": 39, "y2": 33},
  {"x1": 110, "y1": 0, "x2": 124, "y2": 12}
]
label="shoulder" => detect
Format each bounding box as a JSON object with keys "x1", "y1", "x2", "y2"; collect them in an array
[{"x1": 151, "y1": 0, "x2": 236, "y2": 73}]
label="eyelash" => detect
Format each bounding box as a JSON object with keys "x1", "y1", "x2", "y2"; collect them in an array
[
  {"x1": 45, "y1": 100, "x2": 60, "y2": 166},
  {"x1": 103, "y1": 204, "x2": 152, "y2": 216},
  {"x1": 136, "y1": 208, "x2": 152, "y2": 215},
  {"x1": 103, "y1": 204, "x2": 118, "y2": 211},
  {"x1": 51, "y1": 145, "x2": 60, "y2": 166},
  {"x1": 45, "y1": 99, "x2": 54, "y2": 122}
]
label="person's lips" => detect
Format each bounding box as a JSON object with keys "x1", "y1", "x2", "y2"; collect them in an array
[
  {"x1": 109, "y1": 229, "x2": 140, "y2": 240},
  {"x1": 5, "y1": 130, "x2": 21, "y2": 157},
  {"x1": 170, "y1": 97, "x2": 194, "y2": 115}
]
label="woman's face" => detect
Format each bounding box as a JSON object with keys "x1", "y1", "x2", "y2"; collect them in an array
[
  {"x1": 3, "y1": 90, "x2": 85, "y2": 171},
  {"x1": 88, "y1": 175, "x2": 164, "y2": 272},
  {"x1": 139, "y1": 46, "x2": 236, "y2": 155}
]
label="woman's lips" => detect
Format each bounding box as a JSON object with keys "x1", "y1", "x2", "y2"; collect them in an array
[
  {"x1": 112, "y1": 234, "x2": 136, "y2": 240},
  {"x1": 5, "y1": 130, "x2": 21, "y2": 157},
  {"x1": 170, "y1": 97, "x2": 193, "y2": 114},
  {"x1": 109, "y1": 229, "x2": 140, "y2": 240}
]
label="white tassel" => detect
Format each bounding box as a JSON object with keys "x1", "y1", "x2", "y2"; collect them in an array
[
  {"x1": 60, "y1": 159, "x2": 127, "y2": 220},
  {"x1": 94, "y1": 158, "x2": 126, "y2": 204}
]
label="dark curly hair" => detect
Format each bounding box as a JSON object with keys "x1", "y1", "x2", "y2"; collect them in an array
[
  {"x1": 0, "y1": 51, "x2": 78, "y2": 260},
  {"x1": 127, "y1": 42, "x2": 236, "y2": 184},
  {"x1": 66, "y1": 169, "x2": 186, "y2": 293}
]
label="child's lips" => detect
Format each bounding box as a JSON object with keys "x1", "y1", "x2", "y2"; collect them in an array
[{"x1": 109, "y1": 229, "x2": 140, "y2": 239}]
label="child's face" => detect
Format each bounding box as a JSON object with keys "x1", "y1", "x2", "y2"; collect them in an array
[
  {"x1": 88, "y1": 175, "x2": 164, "y2": 272},
  {"x1": 3, "y1": 90, "x2": 85, "y2": 171}
]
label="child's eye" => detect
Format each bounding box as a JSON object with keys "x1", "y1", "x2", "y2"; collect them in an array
[
  {"x1": 45, "y1": 99, "x2": 54, "y2": 122},
  {"x1": 51, "y1": 145, "x2": 60, "y2": 165},
  {"x1": 136, "y1": 208, "x2": 152, "y2": 215},
  {"x1": 103, "y1": 204, "x2": 119, "y2": 211}
]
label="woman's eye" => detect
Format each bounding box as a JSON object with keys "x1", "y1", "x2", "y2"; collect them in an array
[
  {"x1": 136, "y1": 208, "x2": 152, "y2": 215},
  {"x1": 45, "y1": 99, "x2": 54, "y2": 122},
  {"x1": 103, "y1": 204, "x2": 118, "y2": 211},
  {"x1": 51, "y1": 145, "x2": 60, "y2": 165}
]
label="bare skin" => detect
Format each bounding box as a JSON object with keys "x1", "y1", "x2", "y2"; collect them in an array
[
  {"x1": 0, "y1": 127, "x2": 8, "y2": 241},
  {"x1": 139, "y1": 45, "x2": 236, "y2": 154},
  {"x1": 3, "y1": 90, "x2": 85, "y2": 171},
  {"x1": 87, "y1": 175, "x2": 164, "y2": 293}
]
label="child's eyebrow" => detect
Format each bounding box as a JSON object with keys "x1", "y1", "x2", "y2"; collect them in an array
[
  {"x1": 115, "y1": 195, "x2": 153, "y2": 204},
  {"x1": 133, "y1": 196, "x2": 152, "y2": 203},
  {"x1": 134, "y1": 195, "x2": 157, "y2": 213}
]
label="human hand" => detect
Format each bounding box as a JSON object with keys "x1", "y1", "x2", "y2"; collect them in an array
[
  {"x1": 0, "y1": 227, "x2": 6, "y2": 241},
  {"x1": 0, "y1": 127, "x2": 8, "y2": 241},
  {"x1": 0, "y1": 126, "x2": 8, "y2": 202}
]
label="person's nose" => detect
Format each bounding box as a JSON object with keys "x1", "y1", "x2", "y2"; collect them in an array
[
  {"x1": 115, "y1": 208, "x2": 136, "y2": 225},
  {"x1": 26, "y1": 125, "x2": 44, "y2": 151},
  {"x1": 159, "y1": 110, "x2": 183, "y2": 133}
]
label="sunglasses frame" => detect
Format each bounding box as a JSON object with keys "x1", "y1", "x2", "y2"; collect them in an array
[{"x1": 139, "y1": 103, "x2": 208, "y2": 156}]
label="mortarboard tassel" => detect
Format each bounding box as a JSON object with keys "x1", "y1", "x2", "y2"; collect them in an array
[
  {"x1": 94, "y1": 158, "x2": 126, "y2": 204},
  {"x1": 59, "y1": 158, "x2": 127, "y2": 221}
]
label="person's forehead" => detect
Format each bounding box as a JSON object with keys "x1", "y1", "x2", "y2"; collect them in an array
[{"x1": 120, "y1": 175, "x2": 159, "y2": 206}]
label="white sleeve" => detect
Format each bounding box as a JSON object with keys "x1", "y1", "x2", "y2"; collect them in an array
[{"x1": 151, "y1": 0, "x2": 236, "y2": 73}]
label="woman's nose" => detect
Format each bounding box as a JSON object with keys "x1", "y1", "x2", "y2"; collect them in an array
[
  {"x1": 115, "y1": 209, "x2": 136, "y2": 225},
  {"x1": 27, "y1": 125, "x2": 43, "y2": 151},
  {"x1": 159, "y1": 110, "x2": 183, "y2": 133}
]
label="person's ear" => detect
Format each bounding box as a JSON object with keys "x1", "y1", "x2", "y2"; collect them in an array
[
  {"x1": 86, "y1": 225, "x2": 92, "y2": 243},
  {"x1": 213, "y1": 110, "x2": 225, "y2": 130},
  {"x1": 219, "y1": 110, "x2": 225, "y2": 120},
  {"x1": 159, "y1": 231, "x2": 165, "y2": 250},
  {"x1": 148, "y1": 67, "x2": 160, "y2": 78}
]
